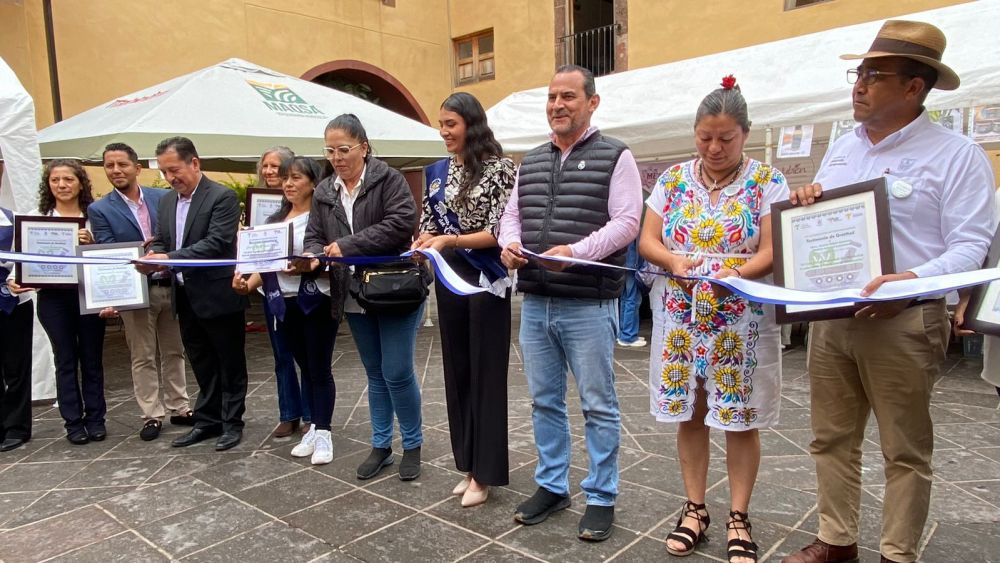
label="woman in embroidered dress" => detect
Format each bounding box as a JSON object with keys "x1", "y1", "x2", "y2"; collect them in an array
[
  {"x1": 413, "y1": 92, "x2": 515, "y2": 507},
  {"x1": 639, "y1": 77, "x2": 787, "y2": 563}
]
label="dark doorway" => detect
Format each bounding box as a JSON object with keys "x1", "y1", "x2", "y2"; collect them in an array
[{"x1": 567, "y1": 0, "x2": 616, "y2": 76}]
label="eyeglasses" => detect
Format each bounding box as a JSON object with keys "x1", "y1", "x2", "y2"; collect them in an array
[
  {"x1": 323, "y1": 143, "x2": 364, "y2": 157},
  {"x1": 846, "y1": 67, "x2": 907, "y2": 86}
]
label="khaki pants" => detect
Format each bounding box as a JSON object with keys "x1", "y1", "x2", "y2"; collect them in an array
[
  {"x1": 119, "y1": 284, "x2": 189, "y2": 420},
  {"x1": 807, "y1": 301, "x2": 949, "y2": 563}
]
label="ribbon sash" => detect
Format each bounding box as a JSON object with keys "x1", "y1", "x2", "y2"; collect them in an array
[{"x1": 424, "y1": 158, "x2": 508, "y2": 286}]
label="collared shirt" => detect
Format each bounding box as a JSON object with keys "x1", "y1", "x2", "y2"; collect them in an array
[
  {"x1": 114, "y1": 187, "x2": 152, "y2": 240},
  {"x1": 174, "y1": 184, "x2": 199, "y2": 285},
  {"x1": 334, "y1": 165, "x2": 367, "y2": 234},
  {"x1": 814, "y1": 110, "x2": 995, "y2": 279},
  {"x1": 497, "y1": 126, "x2": 643, "y2": 261},
  {"x1": 334, "y1": 166, "x2": 366, "y2": 314}
]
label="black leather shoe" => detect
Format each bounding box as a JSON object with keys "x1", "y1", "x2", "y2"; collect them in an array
[
  {"x1": 169, "y1": 411, "x2": 195, "y2": 426},
  {"x1": 139, "y1": 419, "x2": 162, "y2": 441},
  {"x1": 0, "y1": 437, "x2": 27, "y2": 452},
  {"x1": 171, "y1": 427, "x2": 220, "y2": 447},
  {"x1": 88, "y1": 426, "x2": 107, "y2": 442},
  {"x1": 215, "y1": 431, "x2": 242, "y2": 451},
  {"x1": 67, "y1": 430, "x2": 90, "y2": 445}
]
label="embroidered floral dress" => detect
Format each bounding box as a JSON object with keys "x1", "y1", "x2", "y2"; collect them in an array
[{"x1": 646, "y1": 158, "x2": 787, "y2": 430}]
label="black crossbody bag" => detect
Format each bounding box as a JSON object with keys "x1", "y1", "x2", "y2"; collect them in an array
[{"x1": 349, "y1": 262, "x2": 431, "y2": 315}]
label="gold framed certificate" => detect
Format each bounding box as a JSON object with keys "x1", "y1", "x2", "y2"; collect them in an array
[
  {"x1": 236, "y1": 222, "x2": 293, "y2": 274},
  {"x1": 76, "y1": 242, "x2": 149, "y2": 314},
  {"x1": 770, "y1": 178, "x2": 896, "y2": 323},
  {"x1": 245, "y1": 188, "x2": 285, "y2": 227},
  {"x1": 14, "y1": 215, "x2": 86, "y2": 288}
]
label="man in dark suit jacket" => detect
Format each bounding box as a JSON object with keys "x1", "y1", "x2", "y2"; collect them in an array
[
  {"x1": 139, "y1": 136, "x2": 248, "y2": 451},
  {"x1": 89, "y1": 142, "x2": 191, "y2": 442}
]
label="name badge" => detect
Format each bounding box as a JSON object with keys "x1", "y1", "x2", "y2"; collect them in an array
[{"x1": 890, "y1": 180, "x2": 913, "y2": 199}]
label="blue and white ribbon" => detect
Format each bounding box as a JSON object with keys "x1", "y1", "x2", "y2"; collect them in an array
[{"x1": 3, "y1": 249, "x2": 1000, "y2": 305}]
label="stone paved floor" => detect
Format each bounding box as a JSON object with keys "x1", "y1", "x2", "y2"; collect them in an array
[{"x1": 2, "y1": 296, "x2": 1000, "y2": 562}]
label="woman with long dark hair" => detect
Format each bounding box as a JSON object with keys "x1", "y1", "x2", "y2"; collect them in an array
[
  {"x1": 12, "y1": 160, "x2": 106, "y2": 445},
  {"x1": 254, "y1": 147, "x2": 310, "y2": 438},
  {"x1": 413, "y1": 92, "x2": 515, "y2": 506},
  {"x1": 234, "y1": 156, "x2": 336, "y2": 464},
  {"x1": 303, "y1": 114, "x2": 425, "y2": 481}
]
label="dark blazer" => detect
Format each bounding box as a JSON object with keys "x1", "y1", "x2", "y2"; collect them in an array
[
  {"x1": 149, "y1": 175, "x2": 248, "y2": 319},
  {"x1": 89, "y1": 186, "x2": 166, "y2": 244}
]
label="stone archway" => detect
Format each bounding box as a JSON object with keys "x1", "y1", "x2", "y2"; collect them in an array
[{"x1": 301, "y1": 60, "x2": 430, "y2": 125}]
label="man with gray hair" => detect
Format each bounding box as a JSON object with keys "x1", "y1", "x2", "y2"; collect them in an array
[{"x1": 498, "y1": 64, "x2": 642, "y2": 541}]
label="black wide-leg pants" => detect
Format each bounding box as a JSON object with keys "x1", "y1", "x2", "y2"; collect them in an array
[{"x1": 435, "y1": 248, "x2": 510, "y2": 486}]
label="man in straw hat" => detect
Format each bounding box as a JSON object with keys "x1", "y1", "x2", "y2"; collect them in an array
[{"x1": 782, "y1": 20, "x2": 996, "y2": 563}]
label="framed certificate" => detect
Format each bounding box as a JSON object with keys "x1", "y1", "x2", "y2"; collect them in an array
[
  {"x1": 14, "y1": 215, "x2": 86, "y2": 288},
  {"x1": 245, "y1": 188, "x2": 285, "y2": 227},
  {"x1": 770, "y1": 178, "x2": 895, "y2": 323},
  {"x1": 76, "y1": 242, "x2": 149, "y2": 314},
  {"x1": 236, "y1": 222, "x2": 293, "y2": 274},
  {"x1": 962, "y1": 224, "x2": 1000, "y2": 336}
]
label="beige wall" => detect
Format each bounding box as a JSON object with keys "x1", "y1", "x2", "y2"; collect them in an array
[
  {"x1": 447, "y1": 0, "x2": 556, "y2": 110},
  {"x1": 0, "y1": 0, "x2": 453, "y2": 131},
  {"x1": 628, "y1": 0, "x2": 970, "y2": 69}
]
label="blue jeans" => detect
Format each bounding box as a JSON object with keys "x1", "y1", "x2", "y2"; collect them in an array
[
  {"x1": 519, "y1": 294, "x2": 621, "y2": 506},
  {"x1": 346, "y1": 304, "x2": 424, "y2": 451},
  {"x1": 618, "y1": 241, "x2": 641, "y2": 343},
  {"x1": 263, "y1": 299, "x2": 310, "y2": 423}
]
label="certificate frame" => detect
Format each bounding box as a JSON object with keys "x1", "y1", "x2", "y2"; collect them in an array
[
  {"x1": 770, "y1": 178, "x2": 895, "y2": 323},
  {"x1": 13, "y1": 215, "x2": 86, "y2": 288},
  {"x1": 236, "y1": 222, "x2": 293, "y2": 274},
  {"x1": 76, "y1": 242, "x2": 150, "y2": 315},
  {"x1": 245, "y1": 188, "x2": 285, "y2": 227},
  {"x1": 962, "y1": 224, "x2": 1000, "y2": 336}
]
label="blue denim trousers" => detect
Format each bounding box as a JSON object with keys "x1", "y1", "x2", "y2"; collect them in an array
[
  {"x1": 346, "y1": 303, "x2": 424, "y2": 451},
  {"x1": 263, "y1": 299, "x2": 310, "y2": 423},
  {"x1": 519, "y1": 294, "x2": 621, "y2": 506},
  {"x1": 618, "y1": 240, "x2": 641, "y2": 343}
]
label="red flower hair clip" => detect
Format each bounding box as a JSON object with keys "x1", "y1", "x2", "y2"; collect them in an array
[{"x1": 721, "y1": 75, "x2": 737, "y2": 90}]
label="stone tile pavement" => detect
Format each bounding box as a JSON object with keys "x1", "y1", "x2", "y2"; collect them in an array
[{"x1": 2, "y1": 297, "x2": 1000, "y2": 562}]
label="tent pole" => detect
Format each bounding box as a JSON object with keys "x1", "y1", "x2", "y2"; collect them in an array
[
  {"x1": 43, "y1": 0, "x2": 63, "y2": 122},
  {"x1": 764, "y1": 126, "x2": 774, "y2": 165}
]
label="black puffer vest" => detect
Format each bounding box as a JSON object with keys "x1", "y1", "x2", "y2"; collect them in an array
[{"x1": 516, "y1": 131, "x2": 627, "y2": 299}]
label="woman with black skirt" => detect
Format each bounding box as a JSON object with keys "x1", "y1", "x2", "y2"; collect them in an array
[{"x1": 413, "y1": 92, "x2": 515, "y2": 507}]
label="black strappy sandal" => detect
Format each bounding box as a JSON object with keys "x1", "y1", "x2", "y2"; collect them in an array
[
  {"x1": 726, "y1": 510, "x2": 758, "y2": 563},
  {"x1": 665, "y1": 500, "x2": 710, "y2": 557}
]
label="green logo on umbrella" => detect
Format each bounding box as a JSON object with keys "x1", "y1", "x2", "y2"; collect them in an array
[{"x1": 247, "y1": 80, "x2": 324, "y2": 117}]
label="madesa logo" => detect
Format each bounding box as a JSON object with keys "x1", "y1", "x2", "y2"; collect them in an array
[
  {"x1": 107, "y1": 90, "x2": 168, "y2": 108},
  {"x1": 247, "y1": 80, "x2": 324, "y2": 117}
]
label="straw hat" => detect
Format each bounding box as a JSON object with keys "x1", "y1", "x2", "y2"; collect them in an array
[{"x1": 840, "y1": 19, "x2": 959, "y2": 90}]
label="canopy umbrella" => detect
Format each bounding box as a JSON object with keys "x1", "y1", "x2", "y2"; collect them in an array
[
  {"x1": 487, "y1": 1, "x2": 1000, "y2": 161},
  {"x1": 38, "y1": 58, "x2": 446, "y2": 170}
]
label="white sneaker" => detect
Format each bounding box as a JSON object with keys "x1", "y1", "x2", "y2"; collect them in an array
[
  {"x1": 291, "y1": 424, "x2": 317, "y2": 458},
  {"x1": 311, "y1": 430, "x2": 333, "y2": 465},
  {"x1": 617, "y1": 337, "x2": 647, "y2": 347}
]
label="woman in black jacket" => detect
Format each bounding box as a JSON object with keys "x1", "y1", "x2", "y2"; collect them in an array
[{"x1": 303, "y1": 114, "x2": 425, "y2": 481}]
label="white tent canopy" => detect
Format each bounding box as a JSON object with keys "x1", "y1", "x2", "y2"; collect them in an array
[
  {"x1": 0, "y1": 56, "x2": 57, "y2": 401},
  {"x1": 38, "y1": 58, "x2": 446, "y2": 169},
  {"x1": 487, "y1": 1, "x2": 1000, "y2": 160}
]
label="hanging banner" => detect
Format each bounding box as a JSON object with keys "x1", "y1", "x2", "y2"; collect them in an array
[
  {"x1": 928, "y1": 107, "x2": 965, "y2": 135},
  {"x1": 777, "y1": 124, "x2": 814, "y2": 159},
  {"x1": 972, "y1": 104, "x2": 1000, "y2": 143},
  {"x1": 829, "y1": 119, "x2": 857, "y2": 143}
]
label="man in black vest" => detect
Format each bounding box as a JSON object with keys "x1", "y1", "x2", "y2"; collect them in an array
[{"x1": 498, "y1": 65, "x2": 642, "y2": 541}]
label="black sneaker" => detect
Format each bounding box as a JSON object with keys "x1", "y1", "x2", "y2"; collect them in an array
[
  {"x1": 578, "y1": 504, "x2": 615, "y2": 541},
  {"x1": 398, "y1": 447, "x2": 421, "y2": 481},
  {"x1": 356, "y1": 447, "x2": 394, "y2": 480},
  {"x1": 514, "y1": 487, "x2": 571, "y2": 525},
  {"x1": 139, "y1": 419, "x2": 162, "y2": 441}
]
